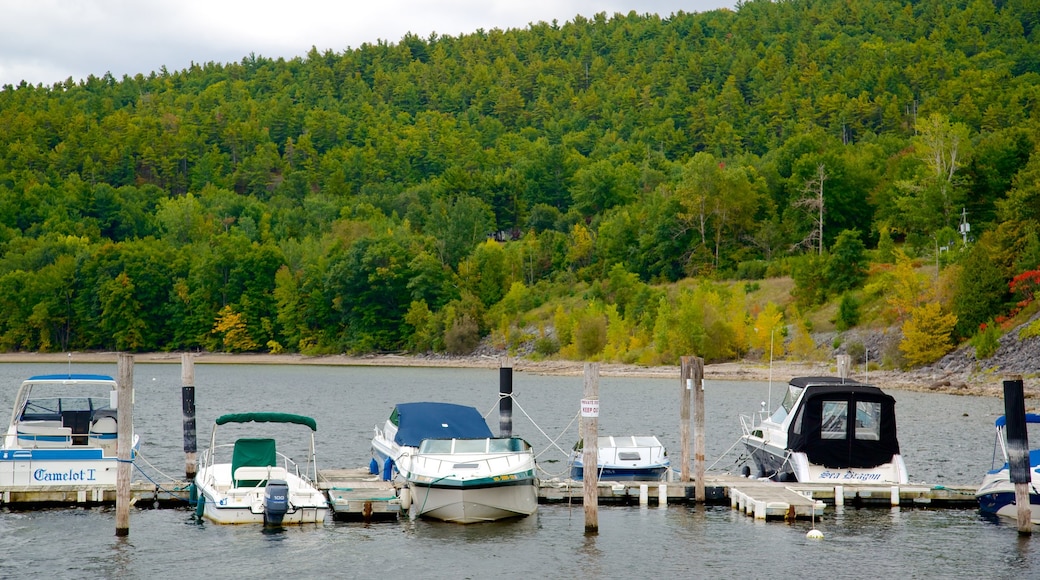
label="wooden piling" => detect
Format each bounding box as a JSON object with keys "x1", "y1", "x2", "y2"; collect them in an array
[
  {"x1": 582, "y1": 362, "x2": 600, "y2": 533},
  {"x1": 115, "y1": 353, "x2": 134, "y2": 536},
  {"x1": 1003, "y1": 375, "x2": 1032, "y2": 534},
  {"x1": 679, "y1": 358, "x2": 692, "y2": 483},
  {"x1": 182, "y1": 354, "x2": 197, "y2": 480},
  {"x1": 691, "y1": 357, "x2": 705, "y2": 503}
]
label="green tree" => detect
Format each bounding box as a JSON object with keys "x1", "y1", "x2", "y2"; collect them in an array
[
  {"x1": 826, "y1": 229, "x2": 867, "y2": 293},
  {"x1": 951, "y1": 242, "x2": 1008, "y2": 338}
]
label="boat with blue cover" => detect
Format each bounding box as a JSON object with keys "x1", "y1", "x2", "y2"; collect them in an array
[
  {"x1": 370, "y1": 402, "x2": 494, "y2": 481},
  {"x1": 1, "y1": 374, "x2": 139, "y2": 489},
  {"x1": 193, "y1": 412, "x2": 328, "y2": 525},
  {"x1": 371, "y1": 401, "x2": 538, "y2": 523},
  {"x1": 975, "y1": 413, "x2": 1040, "y2": 524}
]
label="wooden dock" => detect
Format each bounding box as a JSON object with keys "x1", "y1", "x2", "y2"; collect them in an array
[
  {"x1": 0, "y1": 481, "x2": 192, "y2": 508},
  {"x1": 0, "y1": 471, "x2": 979, "y2": 523},
  {"x1": 319, "y1": 468, "x2": 401, "y2": 521}
]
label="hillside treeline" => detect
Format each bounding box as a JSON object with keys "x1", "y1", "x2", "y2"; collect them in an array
[{"x1": 1, "y1": 0, "x2": 1039, "y2": 366}]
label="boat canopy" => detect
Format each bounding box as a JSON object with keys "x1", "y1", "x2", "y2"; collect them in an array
[
  {"x1": 787, "y1": 384, "x2": 900, "y2": 469},
  {"x1": 391, "y1": 402, "x2": 493, "y2": 447},
  {"x1": 26, "y1": 374, "x2": 116, "y2": 383},
  {"x1": 995, "y1": 413, "x2": 1040, "y2": 427},
  {"x1": 215, "y1": 412, "x2": 317, "y2": 431}
]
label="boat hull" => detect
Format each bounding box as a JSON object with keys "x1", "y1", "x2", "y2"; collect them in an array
[
  {"x1": 405, "y1": 437, "x2": 539, "y2": 523},
  {"x1": 976, "y1": 469, "x2": 1040, "y2": 524},
  {"x1": 569, "y1": 464, "x2": 669, "y2": 482},
  {"x1": 195, "y1": 468, "x2": 328, "y2": 525},
  {"x1": 408, "y1": 479, "x2": 538, "y2": 524},
  {"x1": 198, "y1": 497, "x2": 328, "y2": 525},
  {"x1": 742, "y1": 436, "x2": 908, "y2": 484},
  {"x1": 0, "y1": 446, "x2": 138, "y2": 487}
]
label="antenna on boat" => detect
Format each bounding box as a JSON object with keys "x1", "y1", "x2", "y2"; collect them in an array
[
  {"x1": 767, "y1": 328, "x2": 774, "y2": 411},
  {"x1": 67, "y1": 352, "x2": 72, "y2": 378}
]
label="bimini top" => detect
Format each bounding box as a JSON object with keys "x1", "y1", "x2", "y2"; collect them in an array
[
  {"x1": 26, "y1": 374, "x2": 116, "y2": 383},
  {"x1": 391, "y1": 402, "x2": 493, "y2": 447},
  {"x1": 786, "y1": 383, "x2": 900, "y2": 470},
  {"x1": 995, "y1": 413, "x2": 1040, "y2": 427},
  {"x1": 215, "y1": 412, "x2": 317, "y2": 431}
]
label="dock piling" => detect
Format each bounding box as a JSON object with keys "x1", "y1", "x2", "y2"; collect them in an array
[
  {"x1": 681, "y1": 356, "x2": 705, "y2": 501},
  {"x1": 582, "y1": 362, "x2": 600, "y2": 533},
  {"x1": 181, "y1": 354, "x2": 197, "y2": 481},
  {"x1": 499, "y1": 357, "x2": 513, "y2": 438},
  {"x1": 116, "y1": 353, "x2": 134, "y2": 536},
  {"x1": 1003, "y1": 375, "x2": 1032, "y2": 534},
  {"x1": 679, "y1": 358, "x2": 692, "y2": 482}
]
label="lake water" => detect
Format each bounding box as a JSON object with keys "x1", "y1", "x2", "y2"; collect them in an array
[{"x1": 1, "y1": 361, "x2": 1037, "y2": 579}]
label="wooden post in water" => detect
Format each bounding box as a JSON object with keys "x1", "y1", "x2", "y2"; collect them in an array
[
  {"x1": 116, "y1": 353, "x2": 134, "y2": 536},
  {"x1": 692, "y1": 357, "x2": 705, "y2": 503},
  {"x1": 499, "y1": 357, "x2": 513, "y2": 438},
  {"x1": 582, "y1": 362, "x2": 600, "y2": 533},
  {"x1": 1003, "y1": 375, "x2": 1032, "y2": 535},
  {"x1": 182, "y1": 354, "x2": 198, "y2": 480},
  {"x1": 679, "y1": 357, "x2": 693, "y2": 482}
]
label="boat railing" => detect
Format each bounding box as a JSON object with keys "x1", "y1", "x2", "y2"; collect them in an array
[
  {"x1": 199, "y1": 444, "x2": 312, "y2": 484},
  {"x1": 413, "y1": 450, "x2": 533, "y2": 473},
  {"x1": 739, "y1": 405, "x2": 772, "y2": 436}
]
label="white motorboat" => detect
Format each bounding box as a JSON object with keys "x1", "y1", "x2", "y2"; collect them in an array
[
  {"x1": 193, "y1": 412, "x2": 328, "y2": 525},
  {"x1": 976, "y1": 413, "x2": 1040, "y2": 523},
  {"x1": 1, "y1": 373, "x2": 139, "y2": 489},
  {"x1": 739, "y1": 376, "x2": 908, "y2": 484},
  {"x1": 406, "y1": 436, "x2": 538, "y2": 524},
  {"x1": 569, "y1": 435, "x2": 670, "y2": 481},
  {"x1": 370, "y1": 402, "x2": 494, "y2": 481}
]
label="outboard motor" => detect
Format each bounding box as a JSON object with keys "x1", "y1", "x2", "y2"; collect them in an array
[{"x1": 263, "y1": 480, "x2": 290, "y2": 526}]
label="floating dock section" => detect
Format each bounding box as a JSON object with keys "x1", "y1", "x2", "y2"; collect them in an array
[{"x1": 319, "y1": 468, "x2": 401, "y2": 521}]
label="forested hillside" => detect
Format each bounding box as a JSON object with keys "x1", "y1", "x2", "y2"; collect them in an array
[{"x1": 1, "y1": 0, "x2": 1039, "y2": 368}]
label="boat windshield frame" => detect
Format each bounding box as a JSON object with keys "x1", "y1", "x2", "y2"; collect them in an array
[{"x1": 770, "y1": 384, "x2": 804, "y2": 423}]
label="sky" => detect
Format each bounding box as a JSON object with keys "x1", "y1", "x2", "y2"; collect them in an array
[{"x1": 0, "y1": 0, "x2": 735, "y2": 88}]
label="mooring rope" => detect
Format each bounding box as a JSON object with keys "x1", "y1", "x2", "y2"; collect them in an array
[
  {"x1": 706, "y1": 436, "x2": 747, "y2": 472},
  {"x1": 485, "y1": 393, "x2": 580, "y2": 460}
]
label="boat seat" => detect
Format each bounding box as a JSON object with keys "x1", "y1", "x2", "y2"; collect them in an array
[
  {"x1": 17, "y1": 423, "x2": 72, "y2": 448},
  {"x1": 231, "y1": 437, "x2": 278, "y2": 486},
  {"x1": 88, "y1": 416, "x2": 119, "y2": 453},
  {"x1": 234, "y1": 466, "x2": 289, "y2": 486}
]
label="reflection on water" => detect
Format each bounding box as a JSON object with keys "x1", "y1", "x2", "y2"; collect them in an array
[{"x1": 0, "y1": 362, "x2": 1036, "y2": 577}]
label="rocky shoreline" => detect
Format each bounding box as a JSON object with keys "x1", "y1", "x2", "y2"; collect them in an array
[{"x1": 0, "y1": 349, "x2": 1029, "y2": 399}]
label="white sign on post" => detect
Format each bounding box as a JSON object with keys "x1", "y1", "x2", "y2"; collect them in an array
[{"x1": 581, "y1": 398, "x2": 599, "y2": 417}]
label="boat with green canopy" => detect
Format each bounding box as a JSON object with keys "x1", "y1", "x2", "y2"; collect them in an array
[{"x1": 193, "y1": 412, "x2": 328, "y2": 525}]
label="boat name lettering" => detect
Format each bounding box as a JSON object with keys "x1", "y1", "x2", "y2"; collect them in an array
[
  {"x1": 32, "y1": 468, "x2": 98, "y2": 482},
  {"x1": 819, "y1": 470, "x2": 882, "y2": 481}
]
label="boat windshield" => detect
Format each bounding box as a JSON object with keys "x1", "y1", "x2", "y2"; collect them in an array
[{"x1": 770, "y1": 385, "x2": 803, "y2": 423}]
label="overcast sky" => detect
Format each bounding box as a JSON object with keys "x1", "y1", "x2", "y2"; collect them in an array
[{"x1": 0, "y1": 1, "x2": 735, "y2": 88}]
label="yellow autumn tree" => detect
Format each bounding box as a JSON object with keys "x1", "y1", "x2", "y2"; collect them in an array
[
  {"x1": 899, "y1": 302, "x2": 958, "y2": 367},
  {"x1": 884, "y1": 249, "x2": 929, "y2": 324},
  {"x1": 213, "y1": 305, "x2": 258, "y2": 353},
  {"x1": 750, "y1": 302, "x2": 785, "y2": 361}
]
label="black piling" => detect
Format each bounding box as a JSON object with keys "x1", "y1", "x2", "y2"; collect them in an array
[
  {"x1": 1003, "y1": 376, "x2": 1032, "y2": 534},
  {"x1": 499, "y1": 358, "x2": 513, "y2": 438},
  {"x1": 182, "y1": 354, "x2": 198, "y2": 480}
]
